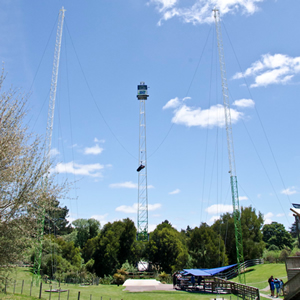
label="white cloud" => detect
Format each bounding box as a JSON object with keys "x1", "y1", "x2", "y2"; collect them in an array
[
  {"x1": 116, "y1": 203, "x2": 161, "y2": 214},
  {"x1": 109, "y1": 181, "x2": 138, "y2": 189},
  {"x1": 148, "y1": 223, "x2": 158, "y2": 232},
  {"x1": 163, "y1": 97, "x2": 244, "y2": 128},
  {"x1": 162, "y1": 97, "x2": 190, "y2": 110},
  {"x1": 90, "y1": 213, "x2": 109, "y2": 226},
  {"x1": 169, "y1": 189, "x2": 180, "y2": 195},
  {"x1": 50, "y1": 148, "x2": 60, "y2": 157},
  {"x1": 281, "y1": 187, "x2": 297, "y2": 195},
  {"x1": 233, "y1": 99, "x2": 255, "y2": 108},
  {"x1": 84, "y1": 144, "x2": 104, "y2": 155},
  {"x1": 149, "y1": 0, "x2": 264, "y2": 26},
  {"x1": 51, "y1": 161, "x2": 104, "y2": 177},
  {"x1": 264, "y1": 212, "x2": 273, "y2": 224},
  {"x1": 94, "y1": 138, "x2": 105, "y2": 143},
  {"x1": 109, "y1": 181, "x2": 154, "y2": 189},
  {"x1": 233, "y1": 53, "x2": 300, "y2": 87},
  {"x1": 276, "y1": 213, "x2": 284, "y2": 217},
  {"x1": 239, "y1": 196, "x2": 248, "y2": 201},
  {"x1": 205, "y1": 204, "x2": 233, "y2": 215},
  {"x1": 208, "y1": 215, "x2": 221, "y2": 224}
]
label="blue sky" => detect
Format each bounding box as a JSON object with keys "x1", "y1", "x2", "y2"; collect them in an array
[{"x1": 1, "y1": 0, "x2": 300, "y2": 232}]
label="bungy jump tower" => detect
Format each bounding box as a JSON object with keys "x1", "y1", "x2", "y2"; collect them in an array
[{"x1": 136, "y1": 82, "x2": 149, "y2": 241}]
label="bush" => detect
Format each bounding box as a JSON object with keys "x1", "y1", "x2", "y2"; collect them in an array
[
  {"x1": 121, "y1": 260, "x2": 137, "y2": 273},
  {"x1": 279, "y1": 247, "x2": 291, "y2": 262},
  {"x1": 113, "y1": 273, "x2": 125, "y2": 286},
  {"x1": 158, "y1": 271, "x2": 171, "y2": 284},
  {"x1": 99, "y1": 275, "x2": 114, "y2": 285},
  {"x1": 268, "y1": 245, "x2": 279, "y2": 251},
  {"x1": 264, "y1": 250, "x2": 280, "y2": 263}
]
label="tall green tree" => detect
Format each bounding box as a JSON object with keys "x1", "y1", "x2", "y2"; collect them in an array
[
  {"x1": 72, "y1": 218, "x2": 101, "y2": 248},
  {"x1": 263, "y1": 221, "x2": 294, "y2": 250},
  {"x1": 147, "y1": 221, "x2": 188, "y2": 273},
  {"x1": 212, "y1": 212, "x2": 236, "y2": 264},
  {"x1": 212, "y1": 206, "x2": 265, "y2": 264},
  {"x1": 240, "y1": 206, "x2": 265, "y2": 260},
  {"x1": 188, "y1": 223, "x2": 228, "y2": 268},
  {"x1": 44, "y1": 198, "x2": 73, "y2": 236},
  {"x1": 91, "y1": 218, "x2": 137, "y2": 277}
]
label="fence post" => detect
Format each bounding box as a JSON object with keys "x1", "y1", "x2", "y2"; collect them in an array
[
  {"x1": 78, "y1": 291, "x2": 81, "y2": 300},
  {"x1": 58, "y1": 289, "x2": 61, "y2": 300},
  {"x1": 49, "y1": 285, "x2": 52, "y2": 300},
  {"x1": 13, "y1": 280, "x2": 16, "y2": 294},
  {"x1": 4, "y1": 280, "x2": 7, "y2": 294},
  {"x1": 90, "y1": 295, "x2": 92, "y2": 300},
  {"x1": 21, "y1": 279, "x2": 24, "y2": 294},
  {"x1": 39, "y1": 281, "x2": 43, "y2": 299},
  {"x1": 67, "y1": 289, "x2": 70, "y2": 300},
  {"x1": 30, "y1": 280, "x2": 33, "y2": 296}
]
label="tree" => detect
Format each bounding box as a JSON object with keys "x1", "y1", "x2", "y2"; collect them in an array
[
  {"x1": 44, "y1": 198, "x2": 73, "y2": 236},
  {"x1": 0, "y1": 72, "x2": 65, "y2": 275},
  {"x1": 147, "y1": 222, "x2": 188, "y2": 273},
  {"x1": 211, "y1": 212, "x2": 236, "y2": 264},
  {"x1": 188, "y1": 223, "x2": 228, "y2": 268},
  {"x1": 263, "y1": 222, "x2": 294, "y2": 250},
  {"x1": 72, "y1": 218, "x2": 101, "y2": 248},
  {"x1": 91, "y1": 219, "x2": 137, "y2": 277},
  {"x1": 212, "y1": 206, "x2": 265, "y2": 264},
  {"x1": 240, "y1": 206, "x2": 265, "y2": 260}
]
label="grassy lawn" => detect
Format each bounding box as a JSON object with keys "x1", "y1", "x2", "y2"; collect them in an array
[
  {"x1": 231, "y1": 263, "x2": 287, "y2": 290},
  {"x1": 0, "y1": 264, "x2": 287, "y2": 300}
]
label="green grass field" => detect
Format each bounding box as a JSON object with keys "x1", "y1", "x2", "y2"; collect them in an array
[{"x1": 0, "y1": 264, "x2": 287, "y2": 300}]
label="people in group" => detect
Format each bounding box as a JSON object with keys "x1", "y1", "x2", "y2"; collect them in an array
[{"x1": 268, "y1": 275, "x2": 284, "y2": 297}]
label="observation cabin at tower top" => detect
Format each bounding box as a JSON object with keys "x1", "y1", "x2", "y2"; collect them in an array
[{"x1": 137, "y1": 82, "x2": 149, "y2": 100}]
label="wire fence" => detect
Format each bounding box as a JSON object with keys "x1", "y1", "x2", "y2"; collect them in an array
[{"x1": 1, "y1": 279, "x2": 122, "y2": 300}]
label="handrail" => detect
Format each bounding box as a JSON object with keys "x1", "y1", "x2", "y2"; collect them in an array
[{"x1": 216, "y1": 259, "x2": 264, "y2": 280}]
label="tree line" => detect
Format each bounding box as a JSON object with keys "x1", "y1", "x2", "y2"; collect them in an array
[
  {"x1": 0, "y1": 73, "x2": 297, "y2": 283},
  {"x1": 33, "y1": 204, "x2": 296, "y2": 280}
]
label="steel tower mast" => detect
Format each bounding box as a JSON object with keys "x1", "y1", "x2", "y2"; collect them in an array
[
  {"x1": 136, "y1": 82, "x2": 149, "y2": 241},
  {"x1": 33, "y1": 7, "x2": 65, "y2": 279},
  {"x1": 213, "y1": 8, "x2": 245, "y2": 284}
]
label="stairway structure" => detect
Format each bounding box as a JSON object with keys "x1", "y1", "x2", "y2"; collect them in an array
[{"x1": 283, "y1": 257, "x2": 300, "y2": 300}]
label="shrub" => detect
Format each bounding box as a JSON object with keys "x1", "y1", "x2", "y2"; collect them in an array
[
  {"x1": 158, "y1": 271, "x2": 171, "y2": 284},
  {"x1": 113, "y1": 273, "x2": 125, "y2": 286},
  {"x1": 99, "y1": 275, "x2": 114, "y2": 285},
  {"x1": 268, "y1": 245, "x2": 279, "y2": 251},
  {"x1": 121, "y1": 260, "x2": 137, "y2": 273}
]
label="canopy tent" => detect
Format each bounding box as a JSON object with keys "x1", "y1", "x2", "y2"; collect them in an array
[{"x1": 183, "y1": 264, "x2": 237, "y2": 277}]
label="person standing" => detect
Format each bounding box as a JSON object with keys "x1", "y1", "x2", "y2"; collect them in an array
[
  {"x1": 172, "y1": 272, "x2": 177, "y2": 289},
  {"x1": 268, "y1": 275, "x2": 274, "y2": 296},
  {"x1": 270, "y1": 278, "x2": 275, "y2": 297},
  {"x1": 279, "y1": 279, "x2": 284, "y2": 296},
  {"x1": 274, "y1": 278, "x2": 280, "y2": 297},
  {"x1": 191, "y1": 275, "x2": 195, "y2": 287}
]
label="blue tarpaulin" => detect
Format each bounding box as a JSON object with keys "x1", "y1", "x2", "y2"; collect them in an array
[{"x1": 183, "y1": 264, "x2": 237, "y2": 276}]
